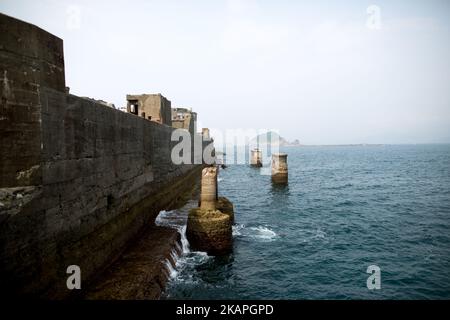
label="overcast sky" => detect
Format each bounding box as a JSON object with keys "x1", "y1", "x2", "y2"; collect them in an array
[{"x1": 1, "y1": 0, "x2": 450, "y2": 144}]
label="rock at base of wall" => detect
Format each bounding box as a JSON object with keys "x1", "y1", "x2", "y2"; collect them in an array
[
  {"x1": 82, "y1": 226, "x2": 181, "y2": 300},
  {"x1": 186, "y1": 208, "x2": 233, "y2": 256}
]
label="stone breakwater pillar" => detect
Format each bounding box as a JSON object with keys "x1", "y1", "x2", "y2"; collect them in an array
[
  {"x1": 250, "y1": 149, "x2": 263, "y2": 167},
  {"x1": 271, "y1": 153, "x2": 288, "y2": 184},
  {"x1": 200, "y1": 166, "x2": 218, "y2": 210},
  {"x1": 216, "y1": 196, "x2": 235, "y2": 224},
  {"x1": 202, "y1": 128, "x2": 211, "y2": 140},
  {"x1": 187, "y1": 167, "x2": 234, "y2": 255}
]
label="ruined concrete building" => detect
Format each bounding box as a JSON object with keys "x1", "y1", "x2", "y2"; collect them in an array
[
  {"x1": 126, "y1": 93, "x2": 172, "y2": 126},
  {"x1": 172, "y1": 107, "x2": 197, "y2": 136},
  {"x1": 125, "y1": 95, "x2": 198, "y2": 137}
]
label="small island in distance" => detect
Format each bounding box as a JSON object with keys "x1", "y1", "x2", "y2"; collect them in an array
[{"x1": 251, "y1": 131, "x2": 383, "y2": 147}]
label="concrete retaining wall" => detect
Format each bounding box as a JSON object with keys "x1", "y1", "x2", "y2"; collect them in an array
[{"x1": 0, "y1": 13, "x2": 209, "y2": 298}]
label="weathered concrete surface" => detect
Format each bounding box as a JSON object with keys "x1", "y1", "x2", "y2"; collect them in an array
[
  {"x1": 187, "y1": 167, "x2": 233, "y2": 255},
  {"x1": 0, "y1": 85, "x2": 206, "y2": 298},
  {"x1": 186, "y1": 208, "x2": 233, "y2": 255},
  {"x1": 199, "y1": 166, "x2": 218, "y2": 210},
  {"x1": 0, "y1": 13, "x2": 209, "y2": 299},
  {"x1": 83, "y1": 226, "x2": 181, "y2": 300},
  {"x1": 250, "y1": 149, "x2": 263, "y2": 167},
  {"x1": 271, "y1": 153, "x2": 288, "y2": 184},
  {"x1": 0, "y1": 13, "x2": 65, "y2": 188},
  {"x1": 171, "y1": 107, "x2": 197, "y2": 136},
  {"x1": 126, "y1": 93, "x2": 172, "y2": 126},
  {"x1": 216, "y1": 196, "x2": 234, "y2": 224},
  {"x1": 202, "y1": 128, "x2": 210, "y2": 140},
  {"x1": 82, "y1": 165, "x2": 202, "y2": 300}
]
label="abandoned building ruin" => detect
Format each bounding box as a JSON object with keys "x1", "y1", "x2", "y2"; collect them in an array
[
  {"x1": 126, "y1": 93, "x2": 172, "y2": 126},
  {"x1": 172, "y1": 107, "x2": 197, "y2": 137},
  {"x1": 125, "y1": 95, "x2": 199, "y2": 140}
]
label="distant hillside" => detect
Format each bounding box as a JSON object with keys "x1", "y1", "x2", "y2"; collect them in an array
[{"x1": 250, "y1": 131, "x2": 301, "y2": 147}]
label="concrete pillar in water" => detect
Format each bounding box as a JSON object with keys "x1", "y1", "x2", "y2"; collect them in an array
[
  {"x1": 271, "y1": 153, "x2": 288, "y2": 184},
  {"x1": 216, "y1": 196, "x2": 235, "y2": 224},
  {"x1": 200, "y1": 166, "x2": 217, "y2": 210},
  {"x1": 187, "y1": 166, "x2": 233, "y2": 255},
  {"x1": 202, "y1": 128, "x2": 210, "y2": 140},
  {"x1": 250, "y1": 148, "x2": 263, "y2": 167}
]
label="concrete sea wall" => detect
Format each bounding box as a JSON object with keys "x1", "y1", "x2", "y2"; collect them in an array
[{"x1": 0, "y1": 13, "x2": 208, "y2": 298}]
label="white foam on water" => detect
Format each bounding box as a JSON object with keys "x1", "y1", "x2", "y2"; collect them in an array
[
  {"x1": 218, "y1": 178, "x2": 223, "y2": 182},
  {"x1": 190, "y1": 251, "x2": 211, "y2": 263},
  {"x1": 155, "y1": 210, "x2": 173, "y2": 227},
  {"x1": 179, "y1": 225, "x2": 190, "y2": 254},
  {"x1": 313, "y1": 228, "x2": 327, "y2": 239},
  {"x1": 249, "y1": 226, "x2": 278, "y2": 241},
  {"x1": 155, "y1": 207, "x2": 213, "y2": 289},
  {"x1": 164, "y1": 259, "x2": 178, "y2": 279},
  {"x1": 233, "y1": 224, "x2": 278, "y2": 241},
  {"x1": 175, "y1": 241, "x2": 182, "y2": 253},
  {"x1": 170, "y1": 249, "x2": 179, "y2": 262},
  {"x1": 232, "y1": 224, "x2": 245, "y2": 236}
]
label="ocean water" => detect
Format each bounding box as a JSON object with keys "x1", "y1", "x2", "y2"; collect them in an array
[{"x1": 157, "y1": 145, "x2": 450, "y2": 299}]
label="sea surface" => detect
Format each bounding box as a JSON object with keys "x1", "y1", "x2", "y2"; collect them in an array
[{"x1": 157, "y1": 144, "x2": 450, "y2": 299}]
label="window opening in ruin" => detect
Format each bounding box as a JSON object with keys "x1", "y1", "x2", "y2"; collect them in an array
[
  {"x1": 107, "y1": 194, "x2": 113, "y2": 209},
  {"x1": 129, "y1": 101, "x2": 138, "y2": 115}
]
